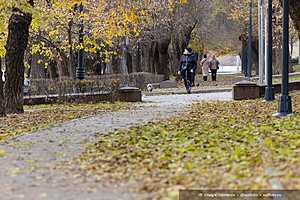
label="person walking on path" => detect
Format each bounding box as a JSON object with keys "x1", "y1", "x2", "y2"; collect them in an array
[
  {"x1": 200, "y1": 54, "x2": 210, "y2": 81},
  {"x1": 178, "y1": 48, "x2": 197, "y2": 94},
  {"x1": 210, "y1": 55, "x2": 220, "y2": 81},
  {"x1": 191, "y1": 53, "x2": 199, "y2": 86}
]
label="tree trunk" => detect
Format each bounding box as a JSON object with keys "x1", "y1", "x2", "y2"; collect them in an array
[
  {"x1": 48, "y1": 60, "x2": 58, "y2": 79},
  {"x1": 4, "y1": 8, "x2": 32, "y2": 114},
  {"x1": 151, "y1": 42, "x2": 159, "y2": 74},
  {"x1": 131, "y1": 42, "x2": 141, "y2": 73},
  {"x1": 290, "y1": 1, "x2": 300, "y2": 33},
  {"x1": 111, "y1": 55, "x2": 122, "y2": 74},
  {"x1": 168, "y1": 23, "x2": 197, "y2": 76},
  {"x1": 240, "y1": 36, "x2": 248, "y2": 75},
  {"x1": 57, "y1": 54, "x2": 65, "y2": 80},
  {"x1": 31, "y1": 55, "x2": 46, "y2": 79},
  {"x1": 289, "y1": 0, "x2": 300, "y2": 66},
  {"x1": 273, "y1": 47, "x2": 283, "y2": 74},
  {"x1": 0, "y1": 59, "x2": 5, "y2": 117},
  {"x1": 130, "y1": 24, "x2": 195, "y2": 79},
  {"x1": 141, "y1": 42, "x2": 153, "y2": 73},
  {"x1": 298, "y1": 34, "x2": 300, "y2": 65},
  {"x1": 157, "y1": 38, "x2": 171, "y2": 79},
  {"x1": 120, "y1": 48, "x2": 129, "y2": 75}
]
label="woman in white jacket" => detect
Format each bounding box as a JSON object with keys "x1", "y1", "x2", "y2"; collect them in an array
[{"x1": 200, "y1": 54, "x2": 211, "y2": 81}]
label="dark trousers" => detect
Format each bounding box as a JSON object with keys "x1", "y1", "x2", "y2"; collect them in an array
[
  {"x1": 211, "y1": 69, "x2": 217, "y2": 81},
  {"x1": 181, "y1": 70, "x2": 193, "y2": 90},
  {"x1": 191, "y1": 72, "x2": 196, "y2": 86}
]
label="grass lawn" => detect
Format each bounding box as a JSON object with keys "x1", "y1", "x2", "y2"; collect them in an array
[
  {"x1": 76, "y1": 93, "x2": 300, "y2": 200},
  {"x1": 0, "y1": 102, "x2": 131, "y2": 142},
  {"x1": 273, "y1": 74, "x2": 300, "y2": 84},
  {"x1": 293, "y1": 65, "x2": 300, "y2": 72}
]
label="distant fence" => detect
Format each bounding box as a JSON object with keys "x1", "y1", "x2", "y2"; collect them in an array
[{"x1": 26, "y1": 72, "x2": 165, "y2": 97}]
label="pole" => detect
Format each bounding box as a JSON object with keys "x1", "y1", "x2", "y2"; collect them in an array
[
  {"x1": 276, "y1": 0, "x2": 292, "y2": 116},
  {"x1": 264, "y1": 0, "x2": 275, "y2": 101},
  {"x1": 264, "y1": 0, "x2": 268, "y2": 84},
  {"x1": 258, "y1": 0, "x2": 265, "y2": 84},
  {"x1": 76, "y1": 3, "x2": 85, "y2": 80},
  {"x1": 298, "y1": 37, "x2": 300, "y2": 65},
  {"x1": 247, "y1": 0, "x2": 253, "y2": 79}
]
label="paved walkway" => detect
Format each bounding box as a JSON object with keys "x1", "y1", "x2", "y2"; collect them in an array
[
  {"x1": 144, "y1": 87, "x2": 232, "y2": 96},
  {"x1": 0, "y1": 92, "x2": 232, "y2": 200}
]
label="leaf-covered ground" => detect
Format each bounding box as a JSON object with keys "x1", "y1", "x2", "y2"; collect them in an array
[
  {"x1": 0, "y1": 102, "x2": 131, "y2": 142},
  {"x1": 76, "y1": 93, "x2": 300, "y2": 200}
]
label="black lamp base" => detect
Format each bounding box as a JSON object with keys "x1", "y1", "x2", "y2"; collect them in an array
[
  {"x1": 264, "y1": 86, "x2": 275, "y2": 101},
  {"x1": 273, "y1": 95, "x2": 292, "y2": 117}
]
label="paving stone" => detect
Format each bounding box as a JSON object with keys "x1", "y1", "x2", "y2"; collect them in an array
[{"x1": 160, "y1": 80, "x2": 177, "y2": 89}]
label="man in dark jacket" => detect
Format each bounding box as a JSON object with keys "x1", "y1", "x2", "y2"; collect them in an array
[{"x1": 178, "y1": 48, "x2": 197, "y2": 94}]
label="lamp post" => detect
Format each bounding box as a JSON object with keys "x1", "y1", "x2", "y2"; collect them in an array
[
  {"x1": 258, "y1": 0, "x2": 265, "y2": 84},
  {"x1": 76, "y1": 2, "x2": 85, "y2": 80},
  {"x1": 264, "y1": 0, "x2": 275, "y2": 101},
  {"x1": 264, "y1": 2, "x2": 268, "y2": 83},
  {"x1": 247, "y1": 0, "x2": 253, "y2": 79},
  {"x1": 275, "y1": 0, "x2": 292, "y2": 116}
]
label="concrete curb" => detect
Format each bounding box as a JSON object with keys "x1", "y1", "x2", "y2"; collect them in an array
[{"x1": 144, "y1": 87, "x2": 232, "y2": 96}]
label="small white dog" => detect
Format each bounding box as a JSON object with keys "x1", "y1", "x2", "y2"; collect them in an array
[{"x1": 147, "y1": 83, "x2": 154, "y2": 92}]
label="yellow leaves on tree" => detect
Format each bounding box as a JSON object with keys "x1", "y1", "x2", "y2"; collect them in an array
[
  {"x1": 0, "y1": 0, "x2": 192, "y2": 61},
  {"x1": 0, "y1": 0, "x2": 149, "y2": 61},
  {"x1": 180, "y1": 0, "x2": 189, "y2": 5},
  {"x1": 0, "y1": 0, "x2": 37, "y2": 58}
]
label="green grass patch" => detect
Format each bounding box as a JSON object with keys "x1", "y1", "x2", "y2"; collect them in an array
[
  {"x1": 76, "y1": 93, "x2": 300, "y2": 199},
  {"x1": 273, "y1": 75, "x2": 300, "y2": 84},
  {"x1": 293, "y1": 65, "x2": 300, "y2": 72}
]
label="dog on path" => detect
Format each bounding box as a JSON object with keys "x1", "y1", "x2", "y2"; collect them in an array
[{"x1": 147, "y1": 83, "x2": 154, "y2": 92}]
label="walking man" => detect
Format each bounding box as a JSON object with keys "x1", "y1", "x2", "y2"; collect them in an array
[
  {"x1": 210, "y1": 55, "x2": 220, "y2": 81},
  {"x1": 178, "y1": 48, "x2": 197, "y2": 94}
]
